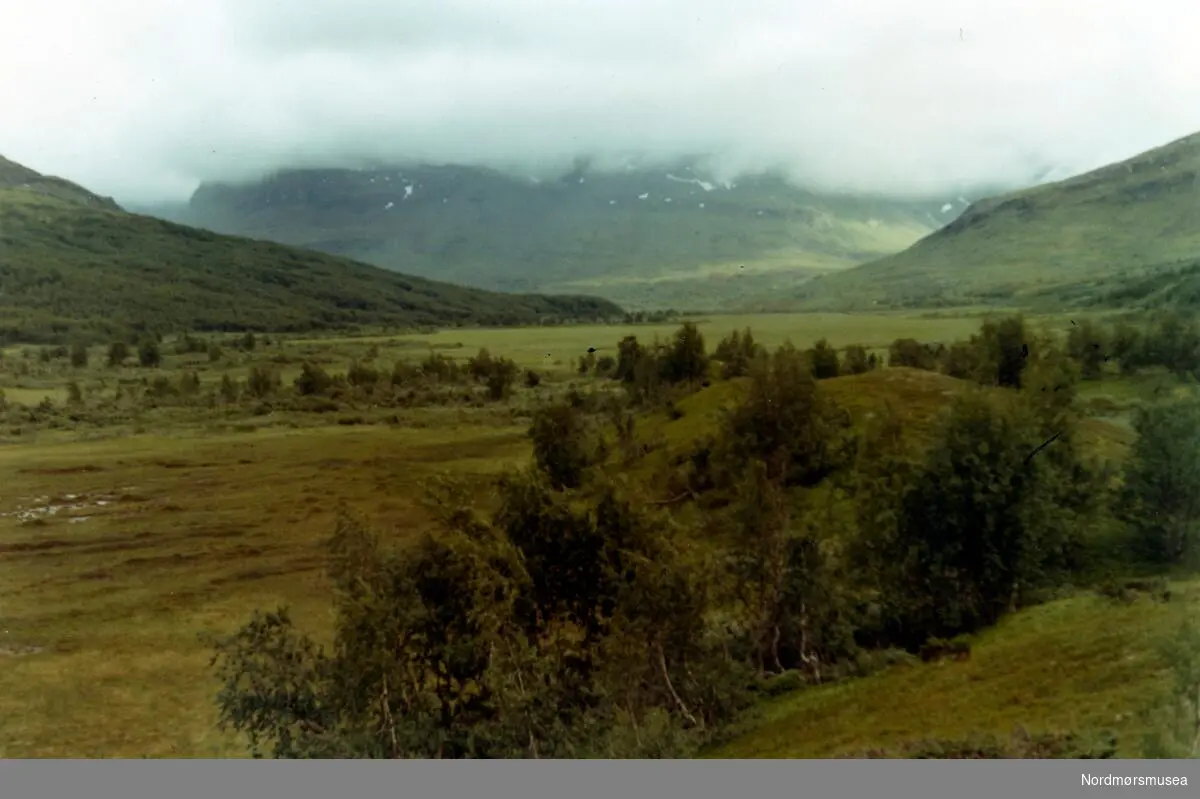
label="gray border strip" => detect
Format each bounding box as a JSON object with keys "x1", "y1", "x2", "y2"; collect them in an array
[{"x1": 0, "y1": 759, "x2": 1197, "y2": 799}]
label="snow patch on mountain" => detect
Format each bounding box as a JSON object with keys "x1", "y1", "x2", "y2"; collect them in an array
[{"x1": 666, "y1": 173, "x2": 715, "y2": 192}]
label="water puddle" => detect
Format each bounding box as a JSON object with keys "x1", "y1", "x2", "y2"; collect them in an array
[{"x1": 1, "y1": 487, "x2": 141, "y2": 524}]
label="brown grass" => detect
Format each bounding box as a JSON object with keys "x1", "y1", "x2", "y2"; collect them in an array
[{"x1": 0, "y1": 424, "x2": 530, "y2": 757}]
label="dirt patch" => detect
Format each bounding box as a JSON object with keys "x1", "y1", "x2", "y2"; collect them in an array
[{"x1": 0, "y1": 645, "x2": 44, "y2": 657}]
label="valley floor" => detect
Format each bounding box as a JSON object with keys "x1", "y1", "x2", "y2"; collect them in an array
[
  {"x1": 0, "y1": 310, "x2": 1188, "y2": 757},
  {"x1": 0, "y1": 423, "x2": 531, "y2": 756}
]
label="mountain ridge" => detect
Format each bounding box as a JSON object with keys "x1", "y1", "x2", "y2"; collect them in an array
[
  {"x1": 788, "y1": 130, "x2": 1200, "y2": 311},
  {"x1": 0, "y1": 157, "x2": 625, "y2": 344},
  {"x1": 163, "y1": 160, "x2": 989, "y2": 310}
]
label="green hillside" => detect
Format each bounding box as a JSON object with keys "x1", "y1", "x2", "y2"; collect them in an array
[
  {"x1": 166, "y1": 161, "x2": 978, "y2": 311},
  {"x1": 791, "y1": 131, "x2": 1200, "y2": 311},
  {"x1": 0, "y1": 154, "x2": 122, "y2": 211},
  {"x1": 712, "y1": 580, "x2": 1194, "y2": 758},
  {"x1": 0, "y1": 162, "x2": 624, "y2": 343}
]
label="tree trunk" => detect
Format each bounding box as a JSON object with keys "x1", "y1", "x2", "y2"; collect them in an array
[
  {"x1": 381, "y1": 675, "x2": 400, "y2": 758},
  {"x1": 657, "y1": 643, "x2": 698, "y2": 728},
  {"x1": 798, "y1": 600, "x2": 822, "y2": 684}
]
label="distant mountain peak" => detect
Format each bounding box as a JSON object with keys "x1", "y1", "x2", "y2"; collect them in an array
[{"x1": 176, "y1": 159, "x2": 982, "y2": 310}]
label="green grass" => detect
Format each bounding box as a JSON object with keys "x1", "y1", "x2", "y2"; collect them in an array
[
  {"x1": 625, "y1": 366, "x2": 1136, "y2": 493},
  {"x1": 792, "y1": 130, "x2": 1200, "y2": 312},
  {"x1": 710, "y1": 583, "x2": 1194, "y2": 758},
  {"x1": 351, "y1": 312, "x2": 991, "y2": 371},
  {"x1": 0, "y1": 154, "x2": 119, "y2": 211}
]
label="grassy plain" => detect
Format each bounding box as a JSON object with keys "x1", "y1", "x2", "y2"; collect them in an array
[
  {"x1": 0, "y1": 310, "x2": 1186, "y2": 757},
  {"x1": 0, "y1": 423, "x2": 531, "y2": 756},
  {"x1": 295, "y1": 311, "x2": 996, "y2": 371}
]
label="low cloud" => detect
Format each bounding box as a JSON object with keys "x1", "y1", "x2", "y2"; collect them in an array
[{"x1": 2, "y1": 0, "x2": 1199, "y2": 204}]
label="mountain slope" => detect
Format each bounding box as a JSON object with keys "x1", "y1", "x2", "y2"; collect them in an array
[
  {"x1": 166, "y1": 161, "x2": 976, "y2": 311},
  {"x1": 790, "y1": 131, "x2": 1200, "y2": 311},
  {"x1": 712, "y1": 579, "x2": 1191, "y2": 758},
  {"x1": 0, "y1": 155, "x2": 122, "y2": 211},
  {"x1": 0, "y1": 160, "x2": 624, "y2": 344}
]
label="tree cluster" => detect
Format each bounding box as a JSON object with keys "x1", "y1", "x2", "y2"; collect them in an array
[{"x1": 207, "y1": 314, "x2": 1200, "y2": 758}]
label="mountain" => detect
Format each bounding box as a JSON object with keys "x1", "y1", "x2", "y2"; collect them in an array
[
  {"x1": 163, "y1": 160, "x2": 978, "y2": 311},
  {"x1": 789, "y1": 131, "x2": 1200, "y2": 311},
  {"x1": 0, "y1": 158, "x2": 623, "y2": 344}
]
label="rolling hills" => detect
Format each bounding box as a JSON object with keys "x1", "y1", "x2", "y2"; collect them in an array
[
  {"x1": 157, "y1": 160, "x2": 980, "y2": 311},
  {"x1": 0, "y1": 158, "x2": 624, "y2": 344},
  {"x1": 790, "y1": 130, "x2": 1200, "y2": 312}
]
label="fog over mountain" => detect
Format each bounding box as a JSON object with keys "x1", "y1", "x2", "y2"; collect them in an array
[{"x1": 3, "y1": 0, "x2": 1200, "y2": 206}]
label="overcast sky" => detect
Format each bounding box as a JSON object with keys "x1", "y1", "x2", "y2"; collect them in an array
[{"x1": 2, "y1": 0, "x2": 1199, "y2": 205}]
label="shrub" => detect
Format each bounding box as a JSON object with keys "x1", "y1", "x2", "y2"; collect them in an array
[
  {"x1": 808, "y1": 338, "x2": 840, "y2": 380},
  {"x1": 219, "y1": 374, "x2": 239, "y2": 403},
  {"x1": 179, "y1": 371, "x2": 202, "y2": 396},
  {"x1": 842, "y1": 344, "x2": 871, "y2": 375},
  {"x1": 876, "y1": 389, "x2": 1093, "y2": 644},
  {"x1": 660, "y1": 322, "x2": 709, "y2": 384},
  {"x1": 615, "y1": 336, "x2": 643, "y2": 383},
  {"x1": 346, "y1": 360, "x2": 380, "y2": 389},
  {"x1": 247, "y1": 365, "x2": 280, "y2": 399},
  {"x1": 467, "y1": 348, "x2": 495, "y2": 382},
  {"x1": 888, "y1": 338, "x2": 939, "y2": 371},
  {"x1": 70, "y1": 342, "x2": 88, "y2": 368},
  {"x1": 107, "y1": 341, "x2": 130, "y2": 367},
  {"x1": 485, "y1": 358, "x2": 519, "y2": 401},
  {"x1": 1066, "y1": 319, "x2": 1110, "y2": 380},
  {"x1": 718, "y1": 343, "x2": 854, "y2": 489},
  {"x1": 939, "y1": 341, "x2": 979, "y2": 379},
  {"x1": 137, "y1": 339, "x2": 161, "y2": 368},
  {"x1": 1119, "y1": 396, "x2": 1200, "y2": 564},
  {"x1": 528, "y1": 402, "x2": 594, "y2": 489},
  {"x1": 714, "y1": 328, "x2": 764, "y2": 379},
  {"x1": 294, "y1": 362, "x2": 334, "y2": 396},
  {"x1": 971, "y1": 315, "x2": 1031, "y2": 389}
]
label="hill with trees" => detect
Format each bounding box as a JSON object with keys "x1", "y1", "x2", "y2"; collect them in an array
[{"x1": 204, "y1": 312, "x2": 1200, "y2": 758}]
